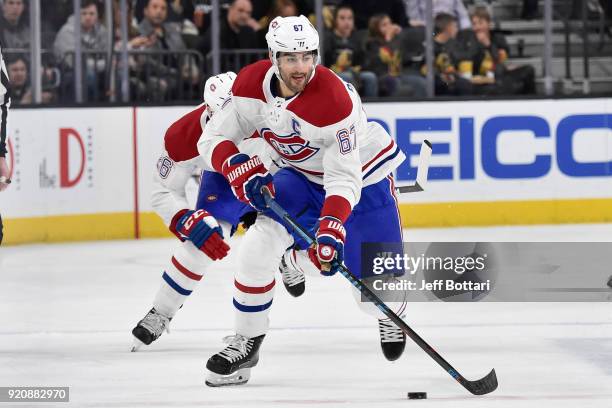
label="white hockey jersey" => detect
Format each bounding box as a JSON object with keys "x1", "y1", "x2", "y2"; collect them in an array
[
  {"x1": 151, "y1": 103, "x2": 272, "y2": 226},
  {"x1": 198, "y1": 60, "x2": 405, "y2": 210}
]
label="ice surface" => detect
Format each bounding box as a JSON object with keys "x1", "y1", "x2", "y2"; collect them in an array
[{"x1": 0, "y1": 224, "x2": 611, "y2": 407}]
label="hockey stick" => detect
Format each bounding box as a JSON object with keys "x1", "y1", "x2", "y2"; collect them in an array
[
  {"x1": 261, "y1": 187, "x2": 498, "y2": 395},
  {"x1": 395, "y1": 140, "x2": 432, "y2": 194}
]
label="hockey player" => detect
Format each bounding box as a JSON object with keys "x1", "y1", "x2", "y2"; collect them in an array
[
  {"x1": 131, "y1": 72, "x2": 306, "y2": 351},
  {"x1": 131, "y1": 72, "x2": 238, "y2": 351},
  {"x1": 197, "y1": 15, "x2": 408, "y2": 386}
]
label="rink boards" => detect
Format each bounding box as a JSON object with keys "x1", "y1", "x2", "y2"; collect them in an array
[{"x1": 2, "y1": 98, "x2": 611, "y2": 244}]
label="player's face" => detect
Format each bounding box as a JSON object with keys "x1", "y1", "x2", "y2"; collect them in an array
[{"x1": 277, "y1": 51, "x2": 316, "y2": 94}]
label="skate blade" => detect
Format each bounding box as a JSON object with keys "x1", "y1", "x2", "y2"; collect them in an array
[
  {"x1": 131, "y1": 337, "x2": 145, "y2": 352},
  {"x1": 205, "y1": 368, "x2": 251, "y2": 387}
]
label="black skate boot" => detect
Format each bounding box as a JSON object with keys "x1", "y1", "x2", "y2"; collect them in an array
[
  {"x1": 205, "y1": 334, "x2": 265, "y2": 387},
  {"x1": 279, "y1": 251, "x2": 305, "y2": 297},
  {"x1": 378, "y1": 318, "x2": 406, "y2": 361},
  {"x1": 131, "y1": 308, "x2": 171, "y2": 352}
]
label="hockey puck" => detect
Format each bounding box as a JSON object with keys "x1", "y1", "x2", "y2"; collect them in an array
[{"x1": 407, "y1": 392, "x2": 427, "y2": 399}]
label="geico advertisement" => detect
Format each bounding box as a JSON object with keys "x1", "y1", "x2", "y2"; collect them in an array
[
  {"x1": 364, "y1": 98, "x2": 612, "y2": 203},
  {"x1": 2, "y1": 108, "x2": 133, "y2": 217}
]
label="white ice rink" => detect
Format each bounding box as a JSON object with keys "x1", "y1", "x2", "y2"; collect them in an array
[{"x1": 1, "y1": 224, "x2": 611, "y2": 408}]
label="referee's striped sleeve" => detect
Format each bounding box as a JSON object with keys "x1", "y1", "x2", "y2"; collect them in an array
[{"x1": 0, "y1": 46, "x2": 11, "y2": 158}]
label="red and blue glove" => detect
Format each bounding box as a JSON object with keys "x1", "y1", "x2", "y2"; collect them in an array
[
  {"x1": 308, "y1": 216, "x2": 347, "y2": 276},
  {"x1": 170, "y1": 209, "x2": 230, "y2": 260},
  {"x1": 222, "y1": 153, "x2": 275, "y2": 211}
]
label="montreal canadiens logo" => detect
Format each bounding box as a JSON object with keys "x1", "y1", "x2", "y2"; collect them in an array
[{"x1": 261, "y1": 119, "x2": 319, "y2": 162}]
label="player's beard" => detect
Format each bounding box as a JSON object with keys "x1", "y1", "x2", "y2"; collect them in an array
[{"x1": 281, "y1": 66, "x2": 314, "y2": 94}]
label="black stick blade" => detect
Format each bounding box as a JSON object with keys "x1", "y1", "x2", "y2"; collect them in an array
[
  {"x1": 464, "y1": 369, "x2": 498, "y2": 395},
  {"x1": 396, "y1": 182, "x2": 423, "y2": 194}
]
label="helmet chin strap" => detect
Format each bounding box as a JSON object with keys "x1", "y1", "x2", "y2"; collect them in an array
[{"x1": 204, "y1": 104, "x2": 213, "y2": 121}]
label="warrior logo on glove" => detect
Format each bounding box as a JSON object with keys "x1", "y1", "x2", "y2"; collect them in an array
[{"x1": 222, "y1": 153, "x2": 275, "y2": 212}]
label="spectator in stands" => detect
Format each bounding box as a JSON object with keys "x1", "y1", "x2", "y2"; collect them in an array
[
  {"x1": 200, "y1": 0, "x2": 261, "y2": 58},
  {"x1": 460, "y1": 6, "x2": 535, "y2": 95},
  {"x1": 5, "y1": 55, "x2": 57, "y2": 104},
  {"x1": 3, "y1": 0, "x2": 62, "y2": 68},
  {"x1": 139, "y1": 0, "x2": 186, "y2": 51},
  {"x1": 138, "y1": 0, "x2": 199, "y2": 100},
  {"x1": 343, "y1": 0, "x2": 408, "y2": 30},
  {"x1": 425, "y1": 13, "x2": 472, "y2": 95},
  {"x1": 54, "y1": 0, "x2": 109, "y2": 101},
  {"x1": 0, "y1": 0, "x2": 29, "y2": 49},
  {"x1": 5, "y1": 55, "x2": 30, "y2": 104},
  {"x1": 324, "y1": 3, "x2": 377, "y2": 97},
  {"x1": 405, "y1": 0, "x2": 471, "y2": 31},
  {"x1": 135, "y1": 0, "x2": 201, "y2": 49},
  {"x1": 135, "y1": 0, "x2": 194, "y2": 23},
  {"x1": 363, "y1": 13, "x2": 426, "y2": 97}
]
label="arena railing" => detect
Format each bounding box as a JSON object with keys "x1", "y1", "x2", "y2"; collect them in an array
[
  {"x1": 204, "y1": 49, "x2": 269, "y2": 76},
  {"x1": 59, "y1": 49, "x2": 205, "y2": 103}
]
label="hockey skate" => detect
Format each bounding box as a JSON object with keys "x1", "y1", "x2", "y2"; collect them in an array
[
  {"x1": 378, "y1": 317, "x2": 406, "y2": 361},
  {"x1": 205, "y1": 334, "x2": 265, "y2": 387},
  {"x1": 279, "y1": 252, "x2": 305, "y2": 297},
  {"x1": 131, "y1": 308, "x2": 171, "y2": 352}
]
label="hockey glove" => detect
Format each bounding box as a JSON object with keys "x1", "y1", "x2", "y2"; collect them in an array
[
  {"x1": 170, "y1": 209, "x2": 230, "y2": 260},
  {"x1": 222, "y1": 153, "x2": 275, "y2": 212},
  {"x1": 308, "y1": 216, "x2": 346, "y2": 276}
]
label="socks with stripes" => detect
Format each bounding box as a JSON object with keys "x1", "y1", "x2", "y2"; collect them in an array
[
  {"x1": 153, "y1": 240, "x2": 213, "y2": 317},
  {"x1": 233, "y1": 277, "x2": 276, "y2": 338}
]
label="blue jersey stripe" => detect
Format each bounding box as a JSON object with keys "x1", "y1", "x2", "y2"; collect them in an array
[
  {"x1": 162, "y1": 271, "x2": 192, "y2": 296},
  {"x1": 363, "y1": 147, "x2": 402, "y2": 180},
  {"x1": 233, "y1": 298, "x2": 273, "y2": 313}
]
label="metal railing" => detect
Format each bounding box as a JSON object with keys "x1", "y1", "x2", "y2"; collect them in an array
[
  {"x1": 560, "y1": 0, "x2": 610, "y2": 93},
  {"x1": 205, "y1": 49, "x2": 268, "y2": 75},
  {"x1": 8, "y1": 0, "x2": 611, "y2": 104},
  {"x1": 62, "y1": 49, "x2": 205, "y2": 103}
]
